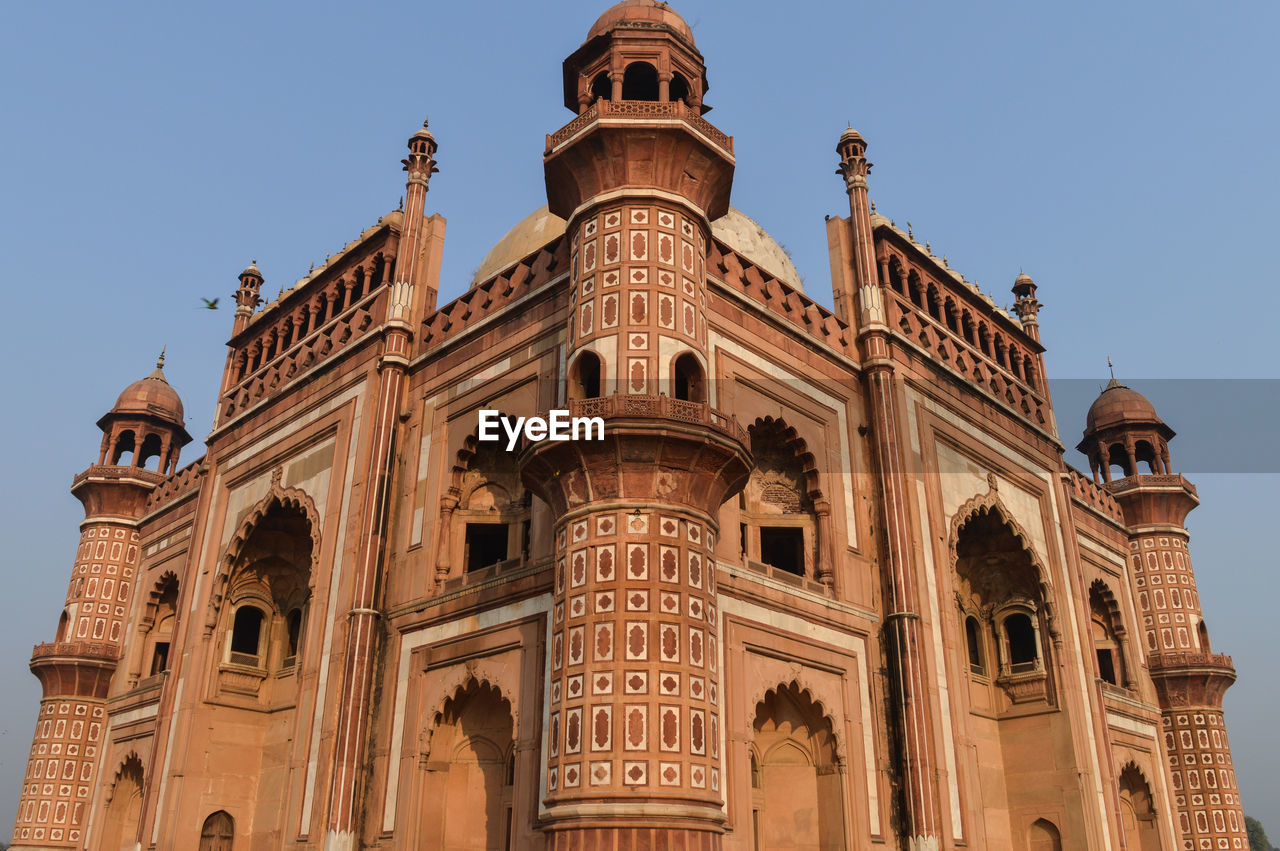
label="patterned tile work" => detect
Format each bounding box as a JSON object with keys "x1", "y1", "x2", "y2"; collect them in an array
[
  {"x1": 1130, "y1": 533, "x2": 1203, "y2": 653},
  {"x1": 11, "y1": 699, "x2": 104, "y2": 847},
  {"x1": 569, "y1": 202, "x2": 708, "y2": 393},
  {"x1": 546, "y1": 508, "x2": 720, "y2": 804},
  {"x1": 1164, "y1": 710, "x2": 1247, "y2": 849}
]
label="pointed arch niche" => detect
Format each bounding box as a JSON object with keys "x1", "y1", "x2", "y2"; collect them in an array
[
  {"x1": 98, "y1": 754, "x2": 144, "y2": 851},
  {"x1": 1118, "y1": 763, "x2": 1161, "y2": 851},
  {"x1": 949, "y1": 492, "x2": 1055, "y2": 712},
  {"x1": 750, "y1": 682, "x2": 847, "y2": 849},
  {"x1": 740, "y1": 416, "x2": 833, "y2": 586},
  {"x1": 416, "y1": 679, "x2": 516, "y2": 850},
  {"x1": 439, "y1": 419, "x2": 532, "y2": 582}
]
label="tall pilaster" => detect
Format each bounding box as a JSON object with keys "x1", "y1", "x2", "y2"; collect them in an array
[
  {"x1": 838, "y1": 129, "x2": 942, "y2": 851},
  {"x1": 522, "y1": 4, "x2": 752, "y2": 846},
  {"x1": 1080, "y1": 382, "x2": 1248, "y2": 850},
  {"x1": 324, "y1": 119, "x2": 436, "y2": 850},
  {"x1": 12, "y1": 361, "x2": 189, "y2": 851}
]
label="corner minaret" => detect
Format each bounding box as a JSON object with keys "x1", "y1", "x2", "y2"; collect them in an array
[
  {"x1": 12, "y1": 359, "x2": 190, "y2": 850},
  {"x1": 1078, "y1": 381, "x2": 1248, "y2": 849},
  {"x1": 523, "y1": 3, "x2": 751, "y2": 846}
]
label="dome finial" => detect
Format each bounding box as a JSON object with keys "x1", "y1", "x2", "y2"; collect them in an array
[{"x1": 157, "y1": 347, "x2": 166, "y2": 370}]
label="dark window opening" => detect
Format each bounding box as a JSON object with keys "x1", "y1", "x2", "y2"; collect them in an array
[
  {"x1": 1004, "y1": 613, "x2": 1038, "y2": 673},
  {"x1": 285, "y1": 608, "x2": 303, "y2": 665},
  {"x1": 139, "y1": 433, "x2": 164, "y2": 471},
  {"x1": 740, "y1": 523, "x2": 748, "y2": 557},
  {"x1": 1107, "y1": 443, "x2": 1132, "y2": 480},
  {"x1": 150, "y1": 641, "x2": 170, "y2": 676},
  {"x1": 622, "y1": 62, "x2": 659, "y2": 101},
  {"x1": 1096, "y1": 649, "x2": 1117, "y2": 685},
  {"x1": 466, "y1": 523, "x2": 509, "y2": 572},
  {"x1": 57, "y1": 611, "x2": 70, "y2": 642},
  {"x1": 673, "y1": 353, "x2": 704, "y2": 402},
  {"x1": 506, "y1": 752, "x2": 516, "y2": 786},
  {"x1": 591, "y1": 71, "x2": 611, "y2": 102},
  {"x1": 750, "y1": 751, "x2": 761, "y2": 788},
  {"x1": 760, "y1": 527, "x2": 803, "y2": 576},
  {"x1": 111, "y1": 431, "x2": 136, "y2": 465},
  {"x1": 229, "y1": 606, "x2": 264, "y2": 664},
  {"x1": 1197, "y1": 620, "x2": 1210, "y2": 651},
  {"x1": 571, "y1": 351, "x2": 601, "y2": 400},
  {"x1": 670, "y1": 71, "x2": 690, "y2": 103},
  {"x1": 965, "y1": 616, "x2": 985, "y2": 675}
]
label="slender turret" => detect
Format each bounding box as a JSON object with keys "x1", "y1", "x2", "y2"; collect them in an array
[
  {"x1": 1079, "y1": 380, "x2": 1248, "y2": 848},
  {"x1": 12, "y1": 358, "x2": 189, "y2": 850}
]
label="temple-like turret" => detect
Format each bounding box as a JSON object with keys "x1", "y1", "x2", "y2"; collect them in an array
[
  {"x1": 1079, "y1": 380, "x2": 1248, "y2": 848},
  {"x1": 12, "y1": 358, "x2": 189, "y2": 850}
]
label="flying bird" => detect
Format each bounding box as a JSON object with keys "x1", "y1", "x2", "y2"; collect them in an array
[{"x1": 199, "y1": 297, "x2": 220, "y2": 310}]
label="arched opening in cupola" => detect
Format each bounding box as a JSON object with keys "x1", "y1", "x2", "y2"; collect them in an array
[{"x1": 622, "y1": 62, "x2": 659, "y2": 101}]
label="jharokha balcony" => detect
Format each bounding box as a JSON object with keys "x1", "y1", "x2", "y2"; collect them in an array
[
  {"x1": 566, "y1": 393, "x2": 748, "y2": 444},
  {"x1": 545, "y1": 99, "x2": 733, "y2": 156}
]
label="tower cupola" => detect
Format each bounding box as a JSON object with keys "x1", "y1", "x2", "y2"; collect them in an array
[
  {"x1": 94, "y1": 353, "x2": 192, "y2": 475},
  {"x1": 1077, "y1": 377, "x2": 1175, "y2": 484},
  {"x1": 563, "y1": 0, "x2": 709, "y2": 114},
  {"x1": 233, "y1": 259, "x2": 264, "y2": 334}
]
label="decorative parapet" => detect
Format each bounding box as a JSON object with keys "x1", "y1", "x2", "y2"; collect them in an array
[
  {"x1": 1066, "y1": 467, "x2": 1124, "y2": 522},
  {"x1": 1106, "y1": 474, "x2": 1199, "y2": 500},
  {"x1": 1147, "y1": 651, "x2": 1234, "y2": 672},
  {"x1": 420, "y1": 236, "x2": 568, "y2": 351},
  {"x1": 72, "y1": 465, "x2": 165, "y2": 490},
  {"x1": 706, "y1": 240, "x2": 851, "y2": 354},
  {"x1": 884, "y1": 288, "x2": 1050, "y2": 428},
  {"x1": 546, "y1": 99, "x2": 733, "y2": 156},
  {"x1": 30, "y1": 641, "x2": 121, "y2": 662},
  {"x1": 568, "y1": 393, "x2": 748, "y2": 444},
  {"x1": 145, "y1": 459, "x2": 205, "y2": 512}
]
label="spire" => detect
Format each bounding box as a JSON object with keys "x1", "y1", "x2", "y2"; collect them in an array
[
  {"x1": 402, "y1": 116, "x2": 439, "y2": 190},
  {"x1": 149, "y1": 347, "x2": 168, "y2": 381}
]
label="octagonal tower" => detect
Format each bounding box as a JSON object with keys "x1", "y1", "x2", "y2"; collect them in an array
[
  {"x1": 1079, "y1": 381, "x2": 1248, "y2": 849},
  {"x1": 523, "y1": 3, "x2": 751, "y2": 846},
  {"x1": 12, "y1": 358, "x2": 190, "y2": 850}
]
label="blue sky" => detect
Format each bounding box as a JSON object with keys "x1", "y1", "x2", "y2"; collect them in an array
[{"x1": 1, "y1": 0, "x2": 1277, "y2": 837}]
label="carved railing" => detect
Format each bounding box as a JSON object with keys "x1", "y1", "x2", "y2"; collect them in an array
[
  {"x1": 420, "y1": 237, "x2": 568, "y2": 351},
  {"x1": 31, "y1": 641, "x2": 120, "y2": 662},
  {"x1": 885, "y1": 290, "x2": 1050, "y2": 428},
  {"x1": 145, "y1": 459, "x2": 205, "y2": 511},
  {"x1": 1106, "y1": 474, "x2": 1198, "y2": 499},
  {"x1": 706, "y1": 241, "x2": 851, "y2": 353},
  {"x1": 72, "y1": 465, "x2": 165, "y2": 489},
  {"x1": 221, "y1": 288, "x2": 383, "y2": 420},
  {"x1": 1067, "y1": 468, "x2": 1124, "y2": 522},
  {"x1": 1147, "y1": 651, "x2": 1234, "y2": 672},
  {"x1": 546, "y1": 100, "x2": 733, "y2": 154},
  {"x1": 567, "y1": 393, "x2": 748, "y2": 444}
]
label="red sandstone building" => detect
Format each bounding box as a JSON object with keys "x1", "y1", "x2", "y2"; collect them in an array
[{"x1": 10, "y1": 3, "x2": 1248, "y2": 849}]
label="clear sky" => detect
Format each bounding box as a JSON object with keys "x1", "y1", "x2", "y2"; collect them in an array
[{"x1": 1, "y1": 0, "x2": 1277, "y2": 837}]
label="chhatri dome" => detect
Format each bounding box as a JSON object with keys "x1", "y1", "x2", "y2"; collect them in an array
[
  {"x1": 586, "y1": 0, "x2": 697, "y2": 44},
  {"x1": 106, "y1": 352, "x2": 185, "y2": 427},
  {"x1": 1084, "y1": 377, "x2": 1166, "y2": 434}
]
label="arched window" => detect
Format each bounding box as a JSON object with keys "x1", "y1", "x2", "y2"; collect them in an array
[
  {"x1": 1135, "y1": 440, "x2": 1159, "y2": 475},
  {"x1": 1197, "y1": 619, "x2": 1211, "y2": 652},
  {"x1": 907, "y1": 271, "x2": 925, "y2": 309},
  {"x1": 1003, "y1": 612, "x2": 1038, "y2": 673},
  {"x1": 965, "y1": 616, "x2": 986, "y2": 675},
  {"x1": 229, "y1": 606, "x2": 265, "y2": 666},
  {"x1": 1090, "y1": 582, "x2": 1126, "y2": 686},
  {"x1": 590, "y1": 71, "x2": 611, "y2": 102},
  {"x1": 926, "y1": 285, "x2": 942, "y2": 322},
  {"x1": 1107, "y1": 443, "x2": 1132, "y2": 480},
  {"x1": 621, "y1": 62, "x2": 659, "y2": 101},
  {"x1": 1029, "y1": 818, "x2": 1062, "y2": 851},
  {"x1": 673, "y1": 352, "x2": 704, "y2": 403},
  {"x1": 139, "y1": 432, "x2": 164, "y2": 472},
  {"x1": 199, "y1": 810, "x2": 234, "y2": 851},
  {"x1": 57, "y1": 610, "x2": 71, "y2": 642},
  {"x1": 111, "y1": 430, "x2": 136, "y2": 466},
  {"x1": 450, "y1": 425, "x2": 534, "y2": 576},
  {"x1": 742, "y1": 418, "x2": 820, "y2": 580},
  {"x1": 569, "y1": 351, "x2": 602, "y2": 401},
  {"x1": 670, "y1": 71, "x2": 690, "y2": 103}
]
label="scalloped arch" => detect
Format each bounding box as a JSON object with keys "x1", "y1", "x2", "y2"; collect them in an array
[
  {"x1": 423, "y1": 674, "x2": 520, "y2": 753},
  {"x1": 105, "y1": 751, "x2": 144, "y2": 804},
  {"x1": 947, "y1": 486, "x2": 1055, "y2": 628},
  {"x1": 1089, "y1": 578, "x2": 1127, "y2": 638},
  {"x1": 748, "y1": 416, "x2": 822, "y2": 501},
  {"x1": 204, "y1": 479, "x2": 321, "y2": 634},
  {"x1": 450, "y1": 410, "x2": 525, "y2": 491},
  {"x1": 749, "y1": 679, "x2": 844, "y2": 764}
]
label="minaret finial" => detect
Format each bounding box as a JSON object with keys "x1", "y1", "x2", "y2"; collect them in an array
[
  {"x1": 1108, "y1": 356, "x2": 1114, "y2": 379},
  {"x1": 157, "y1": 347, "x2": 166, "y2": 370}
]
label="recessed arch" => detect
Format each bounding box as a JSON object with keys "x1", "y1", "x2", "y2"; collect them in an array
[
  {"x1": 100, "y1": 753, "x2": 144, "y2": 851},
  {"x1": 567, "y1": 349, "x2": 602, "y2": 401},
  {"x1": 621, "y1": 61, "x2": 659, "y2": 101}
]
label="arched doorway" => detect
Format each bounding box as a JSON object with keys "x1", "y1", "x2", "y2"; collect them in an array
[
  {"x1": 198, "y1": 810, "x2": 234, "y2": 851},
  {"x1": 751, "y1": 682, "x2": 845, "y2": 849},
  {"x1": 1028, "y1": 818, "x2": 1061, "y2": 851},
  {"x1": 419, "y1": 680, "x2": 515, "y2": 850}
]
